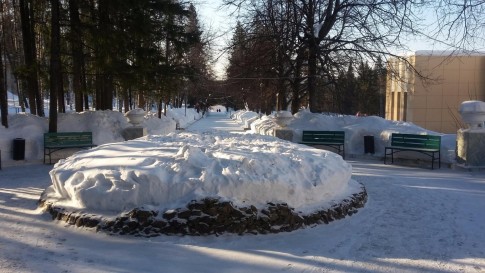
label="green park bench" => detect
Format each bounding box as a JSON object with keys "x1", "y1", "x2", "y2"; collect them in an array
[
  {"x1": 299, "y1": 130, "x2": 346, "y2": 159},
  {"x1": 384, "y1": 133, "x2": 441, "y2": 169},
  {"x1": 44, "y1": 132, "x2": 96, "y2": 164}
]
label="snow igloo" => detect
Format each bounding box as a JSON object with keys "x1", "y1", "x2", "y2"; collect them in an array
[{"x1": 39, "y1": 132, "x2": 367, "y2": 236}]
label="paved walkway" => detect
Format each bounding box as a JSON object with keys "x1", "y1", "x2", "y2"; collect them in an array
[{"x1": 186, "y1": 112, "x2": 245, "y2": 133}]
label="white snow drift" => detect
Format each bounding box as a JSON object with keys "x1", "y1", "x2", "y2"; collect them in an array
[{"x1": 44, "y1": 131, "x2": 360, "y2": 213}]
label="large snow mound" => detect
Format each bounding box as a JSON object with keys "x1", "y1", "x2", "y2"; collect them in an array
[{"x1": 44, "y1": 131, "x2": 357, "y2": 214}]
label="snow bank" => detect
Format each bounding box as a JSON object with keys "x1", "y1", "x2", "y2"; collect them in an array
[
  {"x1": 231, "y1": 110, "x2": 259, "y2": 129},
  {"x1": 58, "y1": 111, "x2": 129, "y2": 144},
  {"x1": 44, "y1": 132, "x2": 356, "y2": 214},
  {"x1": 1, "y1": 107, "x2": 458, "y2": 165},
  {"x1": 0, "y1": 109, "x2": 196, "y2": 163},
  {"x1": 242, "y1": 109, "x2": 457, "y2": 163},
  {"x1": 0, "y1": 113, "x2": 48, "y2": 161},
  {"x1": 143, "y1": 112, "x2": 176, "y2": 135}
]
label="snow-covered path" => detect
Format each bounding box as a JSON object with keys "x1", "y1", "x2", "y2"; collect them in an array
[
  {"x1": 186, "y1": 112, "x2": 245, "y2": 132},
  {"x1": 0, "y1": 114, "x2": 484, "y2": 273}
]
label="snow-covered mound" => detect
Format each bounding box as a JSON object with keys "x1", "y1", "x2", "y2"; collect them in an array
[{"x1": 43, "y1": 131, "x2": 360, "y2": 214}]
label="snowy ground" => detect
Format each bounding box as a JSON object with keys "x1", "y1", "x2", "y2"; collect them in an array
[{"x1": 1, "y1": 115, "x2": 484, "y2": 273}]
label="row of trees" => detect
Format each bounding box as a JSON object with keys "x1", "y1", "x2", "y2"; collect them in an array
[
  {"x1": 1, "y1": 0, "x2": 484, "y2": 130},
  {"x1": 0, "y1": 0, "x2": 212, "y2": 130},
  {"x1": 223, "y1": 0, "x2": 485, "y2": 115}
]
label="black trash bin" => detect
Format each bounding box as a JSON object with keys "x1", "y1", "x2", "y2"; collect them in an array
[
  {"x1": 13, "y1": 138, "x2": 25, "y2": 160},
  {"x1": 364, "y1": 135, "x2": 375, "y2": 154}
]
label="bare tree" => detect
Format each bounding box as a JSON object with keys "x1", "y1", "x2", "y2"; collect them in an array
[
  {"x1": 262, "y1": 0, "x2": 305, "y2": 113},
  {"x1": 225, "y1": 0, "x2": 424, "y2": 112},
  {"x1": 431, "y1": 0, "x2": 485, "y2": 50}
]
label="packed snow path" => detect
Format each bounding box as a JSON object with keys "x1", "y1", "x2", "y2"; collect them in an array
[
  {"x1": 186, "y1": 111, "x2": 245, "y2": 132},
  {"x1": 0, "y1": 162, "x2": 484, "y2": 272}
]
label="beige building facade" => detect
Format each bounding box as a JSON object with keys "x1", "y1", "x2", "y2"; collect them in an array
[{"x1": 386, "y1": 52, "x2": 485, "y2": 133}]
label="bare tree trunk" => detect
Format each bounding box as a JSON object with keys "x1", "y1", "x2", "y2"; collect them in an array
[
  {"x1": 138, "y1": 90, "x2": 145, "y2": 109},
  {"x1": 48, "y1": 0, "x2": 61, "y2": 132},
  {"x1": 95, "y1": 70, "x2": 102, "y2": 110},
  {"x1": 157, "y1": 99, "x2": 163, "y2": 118},
  {"x1": 69, "y1": 0, "x2": 84, "y2": 112},
  {"x1": 19, "y1": 0, "x2": 40, "y2": 115},
  {"x1": 302, "y1": 0, "x2": 340, "y2": 113},
  {"x1": 290, "y1": 83, "x2": 300, "y2": 114},
  {"x1": 102, "y1": 75, "x2": 113, "y2": 110},
  {"x1": 307, "y1": 43, "x2": 318, "y2": 112},
  {"x1": 122, "y1": 87, "x2": 129, "y2": 112},
  {"x1": 304, "y1": 0, "x2": 318, "y2": 113},
  {"x1": 1, "y1": 3, "x2": 11, "y2": 120},
  {"x1": 94, "y1": 0, "x2": 113, "y2": 110},
  {"x1": 82, "y1": 60, "x2": 89, "y2": 110},
  {"x1": 84, "y1": 94, "x2": 89, "y2": 110},
  {"x1": 57, "y1": 72, "x2": 65, "y2": 113},
  {"x1": 31, "y1": 1, "x2": 43, "y2": 116},
  {"x1": 0, "y1": 1, "x2": 7, "y2": 127},
  {"x1": 0, "y1": 40, "x2": 7, "y2": 128}
]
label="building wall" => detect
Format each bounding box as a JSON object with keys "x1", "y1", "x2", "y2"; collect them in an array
[{"x1": 386, "y1": 52, "x2": 485, "y2": 133}]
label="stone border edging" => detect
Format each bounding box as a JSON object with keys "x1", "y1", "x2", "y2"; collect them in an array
[{"x1": 39, "y1": 184, "x2": 367, "y2": 236}]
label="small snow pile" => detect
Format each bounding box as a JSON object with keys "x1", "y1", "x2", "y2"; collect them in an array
[{"x1": 42, "y1": 131, "x2": 360, "y2": 214}]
